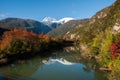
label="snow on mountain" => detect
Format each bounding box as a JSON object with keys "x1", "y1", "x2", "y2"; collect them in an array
[
  {"x1": 58, "y1": 17, "x2": 75, "y2": 24},
  {"x1": 42, "y1": 17, "x2": 57, "y2": 25},
  {"x1": 42, "y1": 17, "x2": 56, "y2": 22},
  {"x1": 42, "y1": 17, "x2": 75, "y2": 25}
]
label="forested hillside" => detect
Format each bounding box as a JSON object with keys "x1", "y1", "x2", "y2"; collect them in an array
[{"x1": 64, "y1": 0, "x2": 120, "y2": 79}]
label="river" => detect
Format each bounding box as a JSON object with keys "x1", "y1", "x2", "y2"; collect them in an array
[{"x1": 0, "y1": 46, "x2": 107, "y2": 80}]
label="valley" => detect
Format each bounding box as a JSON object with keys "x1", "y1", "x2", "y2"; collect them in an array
[{"x1": 0, "y1": 0, "x2": 119, "y2": 80}]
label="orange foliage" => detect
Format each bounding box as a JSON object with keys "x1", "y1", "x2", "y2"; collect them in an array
[{"x1": 0, "y1": 29, "x2": 51, "y2": 50}]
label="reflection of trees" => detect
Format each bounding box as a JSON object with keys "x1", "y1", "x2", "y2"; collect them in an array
[
  {"x1": 54, "y1": 47, "x2": 81, "y2": 63},
  {"x1": 0, "y1": 46, "x2": 107, "y2": 80},
  {"x1": 0, "y1": 57, "x2": 45, "y2": 78},
  {"x1": 63, "y1": 46, "x2": 107, "y2": 80}
]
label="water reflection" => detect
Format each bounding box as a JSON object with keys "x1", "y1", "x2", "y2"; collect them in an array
[
  {"x1": 0, "y1": 46, "x2": 107, "y2": 80},
  {"x1": 31, "y1": 58, "x2": 94, "y2": 80},
  {"x1": 0, "y1": 57, "x2": 43, "y2": 79},
  {"x1": 42, "y1": 58, "x2": 75, "y2": 65}
]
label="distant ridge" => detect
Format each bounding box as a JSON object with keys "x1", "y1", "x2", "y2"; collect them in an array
[{"x1": 0, "y1": 18, "x2": 51, "y2": 34}]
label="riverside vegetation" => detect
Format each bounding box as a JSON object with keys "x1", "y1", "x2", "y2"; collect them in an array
[
  {"x1": 64, "y1": 0, "x2": 120, "y2": 79},
  {"x1": 0, "y1": 29, "x2": 73, "y2": 64}
]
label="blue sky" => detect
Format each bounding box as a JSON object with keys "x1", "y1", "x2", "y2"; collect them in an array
[{"x1": 0, "y1": 0, "x2": 115, "y2": 21}]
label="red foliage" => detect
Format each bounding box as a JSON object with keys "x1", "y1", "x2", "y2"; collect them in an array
[
  {"x1": 110, "y1": 41, "x2": 120, "y2": 59},
  {"x1": 111, "y1": 53, "x2": 120, "y2": 60},
  {"x1": 109, "y1": 43, "x2": 118, "y2": 52}
]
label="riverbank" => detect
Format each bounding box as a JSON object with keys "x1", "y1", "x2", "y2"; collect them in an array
[
  {"x1": 0, "y1": 29, "x2": 74, "y2": 65},
  {"x1": 76, "y1": 42, "x2": 120, "y2": 80}
]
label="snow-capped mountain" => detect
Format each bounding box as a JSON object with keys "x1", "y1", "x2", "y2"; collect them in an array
[
  {"x1": 42, "y1": 17, "x2": 75, "y2": 25},
  {"x1": 58, "y1": 17, "x2": 75, "y2": 24},
  {"x1": 42, "y1": 17, "x2": 57, "y2": 25}
]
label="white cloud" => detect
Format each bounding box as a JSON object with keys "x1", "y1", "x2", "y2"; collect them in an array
[
  {"x1": 0, "y1": 13, "x2": 10, "y2": 19},
  {"x1": 0, "y1": 14, "x2": 6, "y2": 17}
]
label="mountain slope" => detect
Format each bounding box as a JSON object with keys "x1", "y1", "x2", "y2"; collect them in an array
[
  {"x1": 64, "y1": 0, "x2": 120, "y2": 42},
  {"x1": 48, "y1": 19, "x2": 88, "y2": 37},
  {"x1": 0, "y1": 18, "x2": 51, "y2": 34}
]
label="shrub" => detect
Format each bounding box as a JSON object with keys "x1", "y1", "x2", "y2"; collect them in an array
[
  {"x1": 0, "y1": 29, "x2": 52, "y2": 57},
  {"x1": 110, "y1": 41, "x2": 120, "y2": 59},
  {"x1": 91, "y1": 47, "x2": 100, "y2": 55}
]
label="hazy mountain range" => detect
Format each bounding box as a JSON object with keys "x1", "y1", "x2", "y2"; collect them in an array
[
  {"x1": 0, "y1": 18, "x2": 51, "y2": 34},
  {"x1": 0, "y1": 17, "x2": 76, "y2": 35}
]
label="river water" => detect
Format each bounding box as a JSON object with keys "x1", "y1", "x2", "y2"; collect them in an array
[{"x1": 0, "y1": 47, "x2": 107, "y2": 80}]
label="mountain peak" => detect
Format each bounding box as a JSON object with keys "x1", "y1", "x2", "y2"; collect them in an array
[
  {"x1": 42, "y1": 17, "x2": 57, "y2": 25},
  {"x1": 59, "y1": 17, "x2": 75, "y2": 24},
  {"x1": 42, "y1": 17, "x2": 75, "y2": 25},
  {"x1": 42, "y1": 17, "x2": 56, "y2": 22}
]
